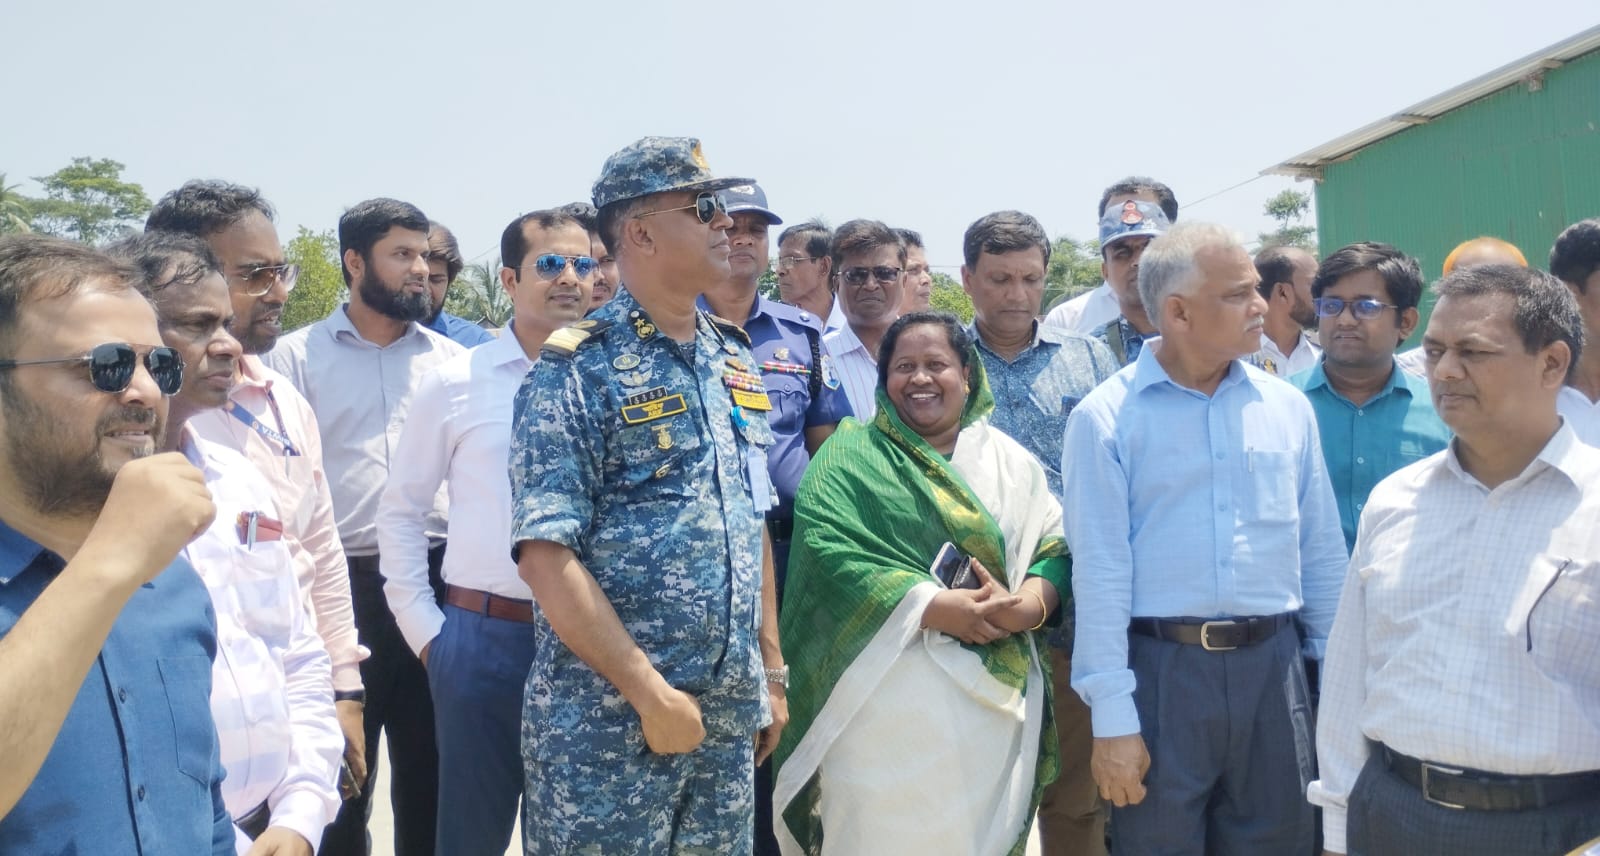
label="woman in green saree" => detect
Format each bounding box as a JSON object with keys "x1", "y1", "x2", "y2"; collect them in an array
[{"x1": 773, "y1": 311, "x2": 1069, "y2": 856}]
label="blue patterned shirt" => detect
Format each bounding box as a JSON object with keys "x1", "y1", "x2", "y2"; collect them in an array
[
  {"x1": 968, "y1": 321, "x2": 1118, "y2": 498},
  {"x1": 509, "y1": 289, "x2": 774, "y2": 762},
  {"x1": 1288, "y1": 359, "x2": 1451, "y2": 551}
]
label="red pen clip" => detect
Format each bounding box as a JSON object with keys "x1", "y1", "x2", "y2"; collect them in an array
[{"x1": 236, "y1": 511, "x2": 285, "y2": 547}]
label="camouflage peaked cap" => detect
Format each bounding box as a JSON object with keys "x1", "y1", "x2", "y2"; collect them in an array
[{"x1": 591, "y1": 136, "x2": 754, "y2": 209}]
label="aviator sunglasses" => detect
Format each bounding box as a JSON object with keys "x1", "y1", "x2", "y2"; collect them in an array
[
  {"x1": 232, "y1": 263, "x2": 300, "y2": 298},
  {"x1": 526, "y1": 254, "x2": 600, "y2": 279},
  {"x1": 837, "y1": 265, "x2": 904, "y2": 287},
  {"x1": 633, "y1": 191, "x2": 728, "y2": 225},
  {"x1": 1313, "y1": 297, "x2": 1400, "y2": 320},
  {"x1": 0, "y1": 342, "x2": 186, "y2": 395}
]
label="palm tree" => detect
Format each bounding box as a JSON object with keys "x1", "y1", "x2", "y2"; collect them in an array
[
  {"x1": 445, "y1": 259, "x2": 514, "y2": 329},
  {"x1": 0, "y1": 173, "x2": 32, "y2": 234}
]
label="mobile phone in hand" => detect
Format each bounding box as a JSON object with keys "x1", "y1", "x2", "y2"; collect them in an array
[{"x1": 930, "y1": 542, "x2": 980, "y2": 590}]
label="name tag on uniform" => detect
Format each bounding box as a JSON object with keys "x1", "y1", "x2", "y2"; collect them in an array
[
  {"x1": 730, "y1": 388, "x2": 772, "y2": 411},
  {"x1": 747, "y1": 447, "x2": 775, "y2": 510},
  {"x1": 622, "y1": 390, "x2": 688, "y2": 424}
]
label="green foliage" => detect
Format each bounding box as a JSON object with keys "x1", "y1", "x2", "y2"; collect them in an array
[
  {"x1": 1044, "y1": 236, "x2": 1103, "y2": 312},
  {"x1": 0, "y1": 174, "x2": 32, "y2": 234},
  {"x1": 445, "y1": 260, "x2": 514, "y2": 329},
  {"x1": 1258, "y1": 189, "x2": 1317, "y2": 251},
  {"x1": 281, "y1": 227, "x2": 345, "y2": 332},
  {"x1": 27, "y1": 157, "x2": 150, "y2": 245},
  {"x1": 757, "y1": 265, "x2": 779, "y2": 301},
  {"x1": 928, "y1": 272, "x2": 973, "y2": 323}
]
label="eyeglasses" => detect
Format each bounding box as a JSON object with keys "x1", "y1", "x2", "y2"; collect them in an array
[
  {"x1": 0, "y1": 343, "x2": 185, "y2": 395},
  {"x1": 776, "y1": 255, "x2": 818, "y2": 272},
  {"x1": 1313, "y1": 297, "x2": 1400, "y2": 320},
  {"x1": 231, "y1": 263, "x2": 299, "y2": 298},
  {"x1": 633, "y1": 192, "x2": 727, "y2": 225},
  {"x1": 524, "y1": 254, "x2": 600, "y2": 279},
  {"x1": 837, "y1": 265, "x2": 903, "y2": 287},
  {"x1": 905, "y1": 264, "x2": 930, "y2": 278}
]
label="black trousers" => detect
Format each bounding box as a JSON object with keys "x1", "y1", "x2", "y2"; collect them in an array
[{"x1": 319, "y1": 544, "x2": 445, "y2": 856}]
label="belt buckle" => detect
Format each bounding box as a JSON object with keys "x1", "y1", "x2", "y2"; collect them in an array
[
  {"x1": 1420, "y1": 762, "x2": 1468, "y2": 810},
  {"x1": 1200, "y1": 620, "x2": 1239, "y2": 652}
]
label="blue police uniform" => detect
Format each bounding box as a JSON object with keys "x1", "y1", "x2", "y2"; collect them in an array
[{"x1": 509, "y1": 288, "x2": 774, "y2": 854}]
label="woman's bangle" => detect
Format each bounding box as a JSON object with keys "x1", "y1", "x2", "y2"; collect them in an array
[{"x1": 1024, "y1": 588, "x2": 1049, "y2": 632}]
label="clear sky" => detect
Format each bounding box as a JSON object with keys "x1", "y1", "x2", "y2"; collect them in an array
[{"x1": 3, "y1": 1, "x2": 1596, "y2": 273}]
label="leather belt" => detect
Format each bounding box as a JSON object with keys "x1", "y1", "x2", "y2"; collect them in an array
[
  {"x1": 235, "y1": 800, "x2": 270, "y2": 840},
  {"x1": 347, "y1": 554, "x2": 381, "y2": 575},
  {"x1": 1128, "y1": 613, "x2": 1294, "y2": 651},
  {"x1": 444, "y1": 584, "x2": 534, "y2": 624},
  {"x1": 1380, "y1": 744, "x2": 1600, "y2": 812},
  {"x1": 766, "y1": 515, "x2": 794, "y2": 542}
]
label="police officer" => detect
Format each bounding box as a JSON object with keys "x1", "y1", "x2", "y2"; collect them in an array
[
  {"x1": 698, "y1": 183, "x2": 848, "y2": 856},
  {"x1": 509, "y1": 136, "x2": 788, "y2": 855}
]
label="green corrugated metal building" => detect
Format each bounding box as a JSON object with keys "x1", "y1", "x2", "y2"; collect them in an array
[{"x1": 1266, "y1": 25, "x2": 1600, "y2": 341}]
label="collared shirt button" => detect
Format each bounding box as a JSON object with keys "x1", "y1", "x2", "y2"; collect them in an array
[
  {"x1": 1357, "y1": 409, "x2": 1365, "y2": 416},
  {"x1": 1356, "y1": 502, "x2": 1364, "y2": 511},
  {"x1": 1217, "y1": 502, "x2": 1227, "y2": 511},
  {"x1": 1215, "y1": 451, "x2": 1225, "y2": 460},
  {"x1": 1356, "y1": 456, "x2": 1366, "y2": 464},
  {"x1": 136, "y1": 785, "x2": 146, "y2": 801},
  {"x1": 117, "y1": 687, "x2": 127, "y2": 703}
]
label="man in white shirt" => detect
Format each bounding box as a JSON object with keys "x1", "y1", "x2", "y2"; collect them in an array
[
  {"x1": 1044, "y1": 176, "x2": 1179, "y2": 334},
  {"x1": 117, "y1": 231, "x2": 342, "y2": 856},
  {"x1": 822, "y1": 219, "x2": 906, "y2": 419},
  {"x1": 145, "y1": 181, "x2": 368, "y2": 803},
  {"x1": 376, "y1": 209, "x2": 594, "y2": 854},
  {"x1": 265, "y1": 198, "x2": 466, "y2": 856},
  {"x1": 1250, "y1": 245, "x2": 1321, "y2": 376},
  {"x1": 1550, "y1": 218, "x2": 1600, "y2": 445},
  {"x1": 1309, "y1": 264, "x2": 1600, "y2": 855}
]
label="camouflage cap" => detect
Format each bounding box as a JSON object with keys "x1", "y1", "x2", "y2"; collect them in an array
[{"x1": 591, "y1": 136, "x2": 755, "y2": 209}]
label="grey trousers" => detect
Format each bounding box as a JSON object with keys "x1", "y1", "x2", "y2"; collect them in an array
[
  {"x1": 1347, "y1": 752, "x2": 1600, "y2": 856},
  {"x1": 1111, "y1": 623, "x2": 1315, "y2": 856}
]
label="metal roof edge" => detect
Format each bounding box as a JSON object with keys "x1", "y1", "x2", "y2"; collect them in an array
[{"x1": 1263, "y1": 23, "x2": 1600, "y2": 179}]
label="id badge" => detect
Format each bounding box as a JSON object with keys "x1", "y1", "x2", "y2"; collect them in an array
[{"x1": 746, "y1": 446, "x2": 775, "y2": 511}]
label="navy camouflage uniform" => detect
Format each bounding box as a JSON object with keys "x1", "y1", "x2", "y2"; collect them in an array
[{"x1": 509, "y1": 287, "x2": 775, "y2": 855}]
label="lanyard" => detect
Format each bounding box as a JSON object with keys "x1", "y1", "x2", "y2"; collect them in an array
[{"x1": 226, "y1": 392, "x2": 300, "y2": 474}]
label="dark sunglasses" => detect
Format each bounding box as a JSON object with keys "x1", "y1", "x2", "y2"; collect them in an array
[
  {"x1": 232, "y1": 263, "x2": 300, "y2": 298},
  {"x1": 1313, "y1": 297, "x2": 1400, "y2": 320},
  {"x1": 633, "y1": 191, "x2": 727, "y2": 225},
  {"x1": 838, "y1": 265, "x2": 903, "y2": 287},
  {"x1": 0, "y1": 343, "x2": 185, "y2": 395},
  {"x1": 525, "y1": 254, "x2": 600, "y2": 279}
]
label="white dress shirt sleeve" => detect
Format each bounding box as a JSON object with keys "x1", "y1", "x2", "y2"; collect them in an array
[
  {"x1": 1295, "y1": 417, "x2": 1350, "y2": 657},
  {"x1": 1063, "y1": 405, "x2": 1142, "y2": 738},
  {"x1": 377, "y1": 366, "x2": 454, "y2": 656},
  {"x1": 266, "y1": 587, "x2": 343, "y2": 848},
  {"x1": 1306, "y1": 534, "x2": 1373, "y2": 855}
]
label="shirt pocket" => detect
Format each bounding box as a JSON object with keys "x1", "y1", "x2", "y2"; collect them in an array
[
  {"x1": 227, "y1": 543, "x2": 299, "y2": 650},
  {"x1": 611, "y1": 412, "x2": 704, "y2": 499},
  {"x1": 158, "y1": 655, "x2": 216, "y2": 786},
  {"x1": 1245, "y1": 449, "x2": 1298, "y2": 523}
]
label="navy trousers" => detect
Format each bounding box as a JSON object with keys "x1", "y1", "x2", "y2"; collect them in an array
[
  {"x1": 426, "y1": 603, "x2": 538, "y2": 855},
  {"x1": 1111, "y1": 623, "x2": 1316, "y2": 856}
]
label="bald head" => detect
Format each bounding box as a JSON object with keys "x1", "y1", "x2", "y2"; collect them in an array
[{"x1": 1442, "y1": 237, "x2": 1526, "y2": 277}]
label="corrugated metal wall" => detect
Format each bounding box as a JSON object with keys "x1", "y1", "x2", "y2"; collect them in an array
[{"x1": 1314, "y1": 47, "x2": 1600, "y2": 341}]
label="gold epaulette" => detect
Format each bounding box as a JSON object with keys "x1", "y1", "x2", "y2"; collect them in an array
[
  {"x1": 540, "y1": 319, "x2": 613, "y2": 358},
  {"x1": 705, "y1": 313, "x2": 751, "y2": 347}
]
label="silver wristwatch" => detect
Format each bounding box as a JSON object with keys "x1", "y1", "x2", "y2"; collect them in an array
[{"x1": 764, "y1": 665, "x2": 790, "y2": 688}]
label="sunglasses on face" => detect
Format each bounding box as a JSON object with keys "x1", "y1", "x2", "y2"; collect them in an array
[
  {"x1": 232, "y1": 263, "x2": 300, "y2": 298},
  {"x1": 0, "y1": 342, "x2": 185, "y2": 395},
  {"x1": 837, "y1": 265, "x2": 903, "y2": 287},
  {"x1": 633, "y1": 192, "x2": 727, "y2": 225},
  {"x1": 1313, "y1": 297, "x2": 1400, "y2": 320},
  {"x1": 524, "y1": 254, "x2": 600, "y2": 280}
]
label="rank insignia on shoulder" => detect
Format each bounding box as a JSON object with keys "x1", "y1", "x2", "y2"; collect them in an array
[
  {"x1": 705, "y1": 313, "x2": 752, "y2": 347},
  {"x1": 541, "y1": 320, "x2": 613, "y2": 358},
  {"x1": 622, "y1": 392, "x2": 688, "y2": 425},
  {"x1": 634, "y1": 318, "x2": 657, "y2": 339}
]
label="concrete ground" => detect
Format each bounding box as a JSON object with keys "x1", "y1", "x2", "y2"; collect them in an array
[{"x1": 364, "y1": 735, "x2": 1042, "y2": 855}]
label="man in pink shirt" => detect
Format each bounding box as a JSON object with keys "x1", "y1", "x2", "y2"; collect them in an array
[{"x1": 146, "y1": 181, "x2": 368, "y2": 804}]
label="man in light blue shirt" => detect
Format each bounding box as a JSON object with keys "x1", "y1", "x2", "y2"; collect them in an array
[
  {"x1": 1063, "y1": 222, "x2": 1347, "y2": 855},
  {"x1": 1289, "y1": 243, "x2": 1450, "y2": 551}
]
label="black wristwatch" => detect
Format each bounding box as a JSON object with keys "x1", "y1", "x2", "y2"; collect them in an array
[{"x1": 334, "y1": 689, "x2": 367, "y2": 705}]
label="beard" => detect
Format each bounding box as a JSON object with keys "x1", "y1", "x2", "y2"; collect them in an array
[
  {"x1": 1290, "y1": 297, "x2": 1319, "y2": 330},
  {"x1": 359, "y1": 267, "x2": 431, "y2": 323},
  {"x1": 2, "y1": 388, "x2": 161, "y2": 517}
]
